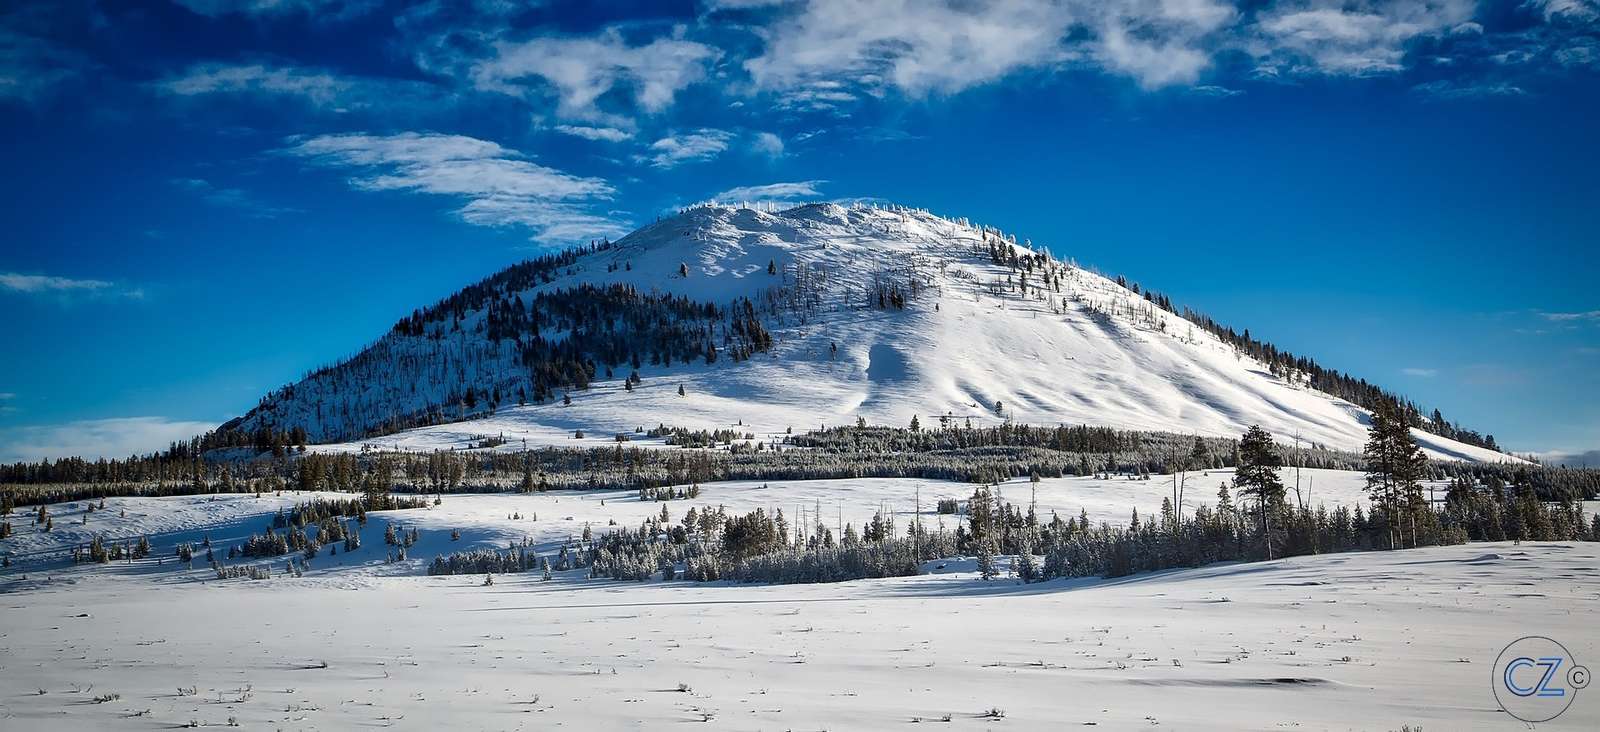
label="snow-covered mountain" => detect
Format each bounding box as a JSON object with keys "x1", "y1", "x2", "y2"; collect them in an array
[{"x1": 228, "y1": 203, "x2": 1512, "y2": 462}]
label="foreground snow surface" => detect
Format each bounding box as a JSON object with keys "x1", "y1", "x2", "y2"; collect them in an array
[
  {"x1": 3, "y1": 481, "x2": 1597, "y2": 729},
  {"x1": 4, "y1": 544, "x2": 1596, "y2": 730}
]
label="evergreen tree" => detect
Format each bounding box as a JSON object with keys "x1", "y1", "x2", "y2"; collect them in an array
[
  {"x1": 1364, "y1": 400, "x2": 1428, "y2": 549},
  {"x1": 976, "y1": 539, "x2": 997, "y2": 580},
  {"x1": 1234, "y1": 425, "x2": 1285, "y2": 558}
]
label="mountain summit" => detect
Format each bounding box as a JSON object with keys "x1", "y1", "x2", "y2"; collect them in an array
[{"x1": 225, "y1": 203, "x2": 1508, "y2": 462}]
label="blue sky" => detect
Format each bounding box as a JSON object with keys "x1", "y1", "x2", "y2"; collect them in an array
[{"x1": 1, "y1": 0, "x2": 1597, "y2": 463}]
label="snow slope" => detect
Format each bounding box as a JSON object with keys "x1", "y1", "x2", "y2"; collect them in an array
[{"x1": 240, "y1": 203, "x2": 1514, "y2": 462}]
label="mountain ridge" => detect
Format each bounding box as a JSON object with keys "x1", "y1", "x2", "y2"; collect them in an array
[{"x1": 222, "y1": 202, "x2": 1513, "y2": 463}]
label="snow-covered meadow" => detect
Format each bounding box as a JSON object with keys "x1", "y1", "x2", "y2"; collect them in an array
[
  {"x1": 0, "y1": 468, "x2": 1412, "y2": 572},
  {"x1": 3, "y1": 538, "x2": 1595, "y2": 730},
  {"x1": 3, "y1": 470, "x2": 1596, "y2": 729}
]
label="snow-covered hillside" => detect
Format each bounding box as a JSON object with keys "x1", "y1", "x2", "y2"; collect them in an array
[{"x1": 235, "y1": 203, "x2": 1512, "y2": 462}]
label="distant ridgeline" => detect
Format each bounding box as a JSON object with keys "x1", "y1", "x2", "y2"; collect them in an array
[
  {"x1": 3, "y1": 426, "x2": 1596, "y2": 510},
  {"x1": 86, "y1": 211, "x2": 1499, "y2": 457}
]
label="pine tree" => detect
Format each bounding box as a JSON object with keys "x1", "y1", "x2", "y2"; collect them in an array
[
  {"x1": 976, "y1": 539, "x2": 997, "y2": 580},
  {"x1": 1015, "y1": 538, "x2": 1039, "y2": 582},
  {"x1": 1234, "y1": 425, "x2": 1285, "y2": 558},
  {"x1": 1188, "y1": 437, "x2": 1209, "y2": 470},
  {"x1": 1364, "y1": 400, "x2": 1429, "y2": 549}
]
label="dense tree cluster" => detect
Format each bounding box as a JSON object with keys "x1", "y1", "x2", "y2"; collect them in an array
[{"x1": 229, "y1": 283, "x2": 776, "y2": 444}]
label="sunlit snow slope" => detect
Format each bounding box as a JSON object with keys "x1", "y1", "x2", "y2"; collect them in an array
[{"x1": 239, "y1": 203, "x2": 1512, "y2": 462}]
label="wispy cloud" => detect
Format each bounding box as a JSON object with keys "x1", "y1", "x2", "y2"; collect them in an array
[
  {"x1": 751, "y1": 131, "x2": 785, "y2": 158},
  {"x1": 553, "y1": 124, "x2": 633, "y2": 142},
  {"x1": 468, "y1": 27, "x2": 719, "y2": 126},
  {"x1": 0, "y1": 416, "x2": 218, "y2": 463},
  {"x1": 0, "y1": 272, "x2": 143, "y2": 300},
  {"x1": 159, "y1": 63, "x2": 352, "y2": 104},
  {"x1": 1529, "y1": 1, "x2": 1600, "y2": 22},
  {"x1": 153, "y1": 62, "x2": 449, "y2": 115},
  {"x1": 282, "y1": 131, "x2": 626, "y2": 243},
  {"x1": 0, "y1": 24, "x2": 91, "y2": 104},
  {"x1": 1249, "y1": 2, "x2": 1475, "y2": 78},
  {"x1": 1401, "y1": 367, "x2": 1438, "y2": 377},
  {"x1": 1, "y1": 272, "x2": 112, "y2": 293},
  {"x1": 706, "y1": 180, "x2": 827, "y2": 208},
  {"x1": 1190, "y1": 84, "x2": 1244, "y2": 97},
  {"x1": 1538, "y1": 309, "x2": 1600, "y2": 322},
  {"x1": 1412, "y1": 80, "x2": 1528, "y2": 99},
  {"x1": 642, "y1": 129, "x2": 734, "y2": 168},
  {"x1": 741, "y1": 0, "x2": 1087, "y2": 97},
  {"x1": 725, "y1": 0, "x2": 1594, "y2": 107},
  {"x1": 171, "y1": 177, "x2": 301, "y2": 219},
  {"x1": 734, "y1": 0, "x2": 1233, "y2": 97}
]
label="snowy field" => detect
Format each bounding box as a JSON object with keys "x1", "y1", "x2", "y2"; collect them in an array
[
  {"x1": 3, "y1": 470, "x2": 1596, "y2": 729},
  {"x1": 3, "y1": 539, "x2": 1595, "y2": 730},
  {"x1": 0, "y1": 468, "x2": 1422, "y2": 571}
]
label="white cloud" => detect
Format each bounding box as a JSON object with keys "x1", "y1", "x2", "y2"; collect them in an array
[
  {"x1": 1094, "y1": 0, "x2": 1236, "y2": 89},
  {"x1": 157, "y1": 63, "x2": 352, "y2": 106},
  {"x1": 553, "y1": 124, "x2": 634, "y2": 142},
  {"x1": 0, "y1": 272, "x2": 143, "y2": 301},
  {"x1": 739, "y1": 1, "x2": 1254, "y2": 95},
  {"x1": 282, "y1": 132, "x2": 626, "y2": 243},
  {"x1": 643, "y1": 129, "x2": 734, "y2": 168},
  {"x1": 752, "y1": 131, "x2": 785, "y2": 157},
  {"x1": 1401, "y1": 367, "x2": 1438, "y2": 377},
  {"x1": 1555, "y1": 39, "x2": 1598, "y2": 68},
  {"x1": 743, "y1": 0, "x2": 1082, "y2": 97},
  {"x1": 1249, "y1": 1, "x2": 1476, "y2": 77},
  {"x1": 0, "y1": 417, "x2": 219, "y2": 463},
  {"x1": 1539, "y1": 309, "x2": 1600, "y2": 322},
  {"x1": 470, "y1": 27, "x2": 719, "y2": 125},
  {"x1": 707, "y1": 180, "x2": 827, "y2": 207},
  {"x1": 1528, "y1": 0, "x2": 1600, "y2": 22},
  {"x1": 1412, "y1": 80, "x2": 1528, "y2": 99},
  {"x1": 1, "y1": 272, "x2": 112, "y2": 294},
  {"x1": 153, "y1": 62, "x2": 450, "y2": 115},
  {"x1": 732, "y1": 0, "x2": 1584, "y2": 99}
]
